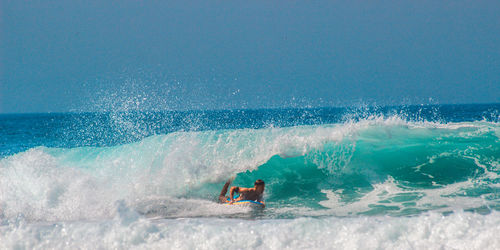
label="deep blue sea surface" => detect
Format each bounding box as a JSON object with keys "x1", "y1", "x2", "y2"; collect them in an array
[{"x1": 1, "y1": 104, "x2": 500, "y2": 249}]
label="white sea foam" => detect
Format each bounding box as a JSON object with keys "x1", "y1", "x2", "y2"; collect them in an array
[
  {"x1": 316, "y1": 177, "x2": 493, "y2": 217},
  {"x1": 2, "y1": 211, "x2": 500, "y2": 249}
]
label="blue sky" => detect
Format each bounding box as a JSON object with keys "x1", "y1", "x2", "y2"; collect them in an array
[{"x1": 1, "y1": 0, "x2": 499, "y2": 113}]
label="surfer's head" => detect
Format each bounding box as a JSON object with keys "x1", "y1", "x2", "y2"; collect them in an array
[{"x1": 254, "y1": 179, "x2": 265, "y2": 193}]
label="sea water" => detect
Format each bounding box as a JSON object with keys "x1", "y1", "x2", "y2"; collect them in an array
[{"x1": 1, "y1": 104, "x2": 499, "y2": 249}]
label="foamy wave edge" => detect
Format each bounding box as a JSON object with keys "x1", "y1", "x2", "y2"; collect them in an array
[{"x1": 1, "y1": 210, "x2": 500, "y2": 250}]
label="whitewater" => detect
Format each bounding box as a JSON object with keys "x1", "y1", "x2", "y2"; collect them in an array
[{"x1": 1, "y1": 104, "x2": 499, "y2": 249}]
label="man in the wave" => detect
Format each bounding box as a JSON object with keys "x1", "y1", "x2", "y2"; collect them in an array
[{"x1": 218, "y1": 179, "x2": 265, "y2": 207}]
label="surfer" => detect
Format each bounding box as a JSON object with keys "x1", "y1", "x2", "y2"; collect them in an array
[{"x1": 218, "y1": 179, "x2": 265, "y2": 207}]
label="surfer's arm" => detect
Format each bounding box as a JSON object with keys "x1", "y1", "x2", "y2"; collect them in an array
[
  {"x1": 257, "y1": 195, "x2": 265, "y2": 207},
  {"x1": 230, "y1": 187, "x2": 252, "y2": 203},
  {"x1": 229, "y1": 186, "x2": 240, "y2": 202}
]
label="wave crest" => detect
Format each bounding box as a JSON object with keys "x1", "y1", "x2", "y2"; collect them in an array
[{"x1": 1, "y1": 118, "x2": 499, "y2": 220}]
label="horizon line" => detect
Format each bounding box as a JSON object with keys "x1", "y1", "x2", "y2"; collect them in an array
[{"x1": 1, "y1": 102, "x2": 499, "y2": 116}]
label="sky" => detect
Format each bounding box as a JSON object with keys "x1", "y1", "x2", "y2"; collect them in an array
[{"x1": 1, "y1": 0, "x2": 499, "y2": 113}]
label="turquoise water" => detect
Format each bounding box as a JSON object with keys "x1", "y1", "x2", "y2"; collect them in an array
[{"x1": 1, "y1": 104, "x2": 500, "y2": 248}]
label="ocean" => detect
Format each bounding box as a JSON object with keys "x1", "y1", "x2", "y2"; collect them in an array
[{"x1": 1, "y1": 104, "x2": 499, "y2": 249}]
